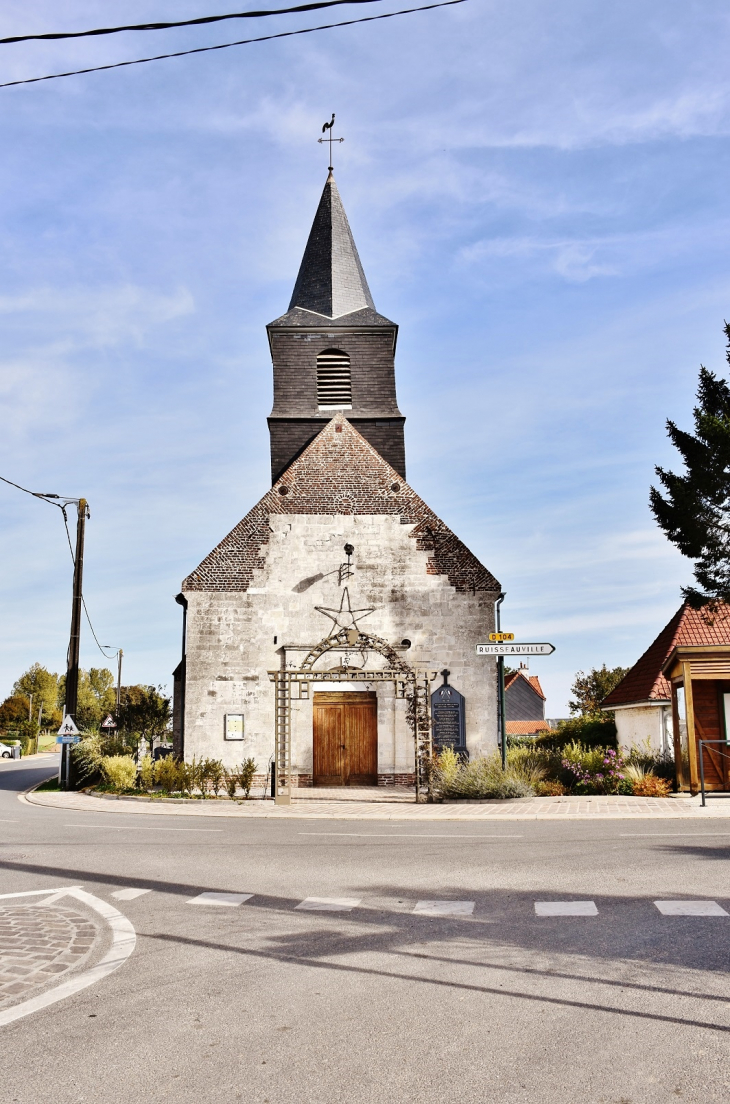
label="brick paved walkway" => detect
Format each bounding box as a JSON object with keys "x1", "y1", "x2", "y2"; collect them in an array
[
  {"x1": 0, "y1": 902, "x2": 99, "y2": 1009},
  {"x1": 23, "y1": 787, "x2": 730, "y2": 819}
]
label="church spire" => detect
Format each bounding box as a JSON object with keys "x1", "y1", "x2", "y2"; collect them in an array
[{"x1": 288, "y1": 173, "x2": 375, "y2": 319}]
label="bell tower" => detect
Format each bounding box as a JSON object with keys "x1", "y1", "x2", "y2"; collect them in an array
[{"x1": 266, "y1": 171, "x2": 406, "y2": 484}]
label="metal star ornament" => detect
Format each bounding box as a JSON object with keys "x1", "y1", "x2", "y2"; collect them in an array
[{"x1": 315, "y1": 587, "x2": 375, "y2": 640}]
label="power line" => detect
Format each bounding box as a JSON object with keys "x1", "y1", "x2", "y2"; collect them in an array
[
  {"x1": 0, "y1": 0, "x2": 390, "y2": 44},
  {"x1": 2, "y1": 473, "x2": 115, "y2": 664},
  {"x1": 0, "y1": 0, "x2": 466, "y2": 88}
]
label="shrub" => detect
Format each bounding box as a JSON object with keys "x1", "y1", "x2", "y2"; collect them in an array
[
  {"x1": 434, "y1": 752, "x2": 533, "y2": 799},
  {"x1": 506, "y1": 746, "x2": 549, "y2": 786},
  {"x1": 73, "y1": 733, "x2": 133, "y2": 781},
  {"x1": 237, "y1": 758, "x2": 257, "y2": 798},
  {"x1": 561, "y1": 743, "x2": 628, "y2": 795},
  {"x1": 631, "y1": 773, "x2": 672, "y2": 798},
  {"x1": 534, "y1": 716, "x2": 618, "y2": 751},
  {"x1": 139, "y1": 755, "x2": 155, "y2": 791},
  {"x1": 100, "y1": 755, "x2": 137, "y2": 790},
  {"x1": 535, "y1": 779, "x2": 567, "y2": 797},
  {"x1": 207, "y1": 759, "x2": 225, "y2": 797},
  {"x1": 224, "y1": 770, "x2": 239, "y2": 800},
  {"x1": 154, "y1": 755, "x2": 183, "y2": 792},
  {"x1": 625, "y1": 740, "x2": 675, "y2": 781}
]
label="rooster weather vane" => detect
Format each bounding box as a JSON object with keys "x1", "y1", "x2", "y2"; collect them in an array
[{"x1": 318, "y1": 113, "x2": 344, "y2": 172}]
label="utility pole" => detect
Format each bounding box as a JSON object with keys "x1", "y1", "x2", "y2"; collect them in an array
[
  {"x1": 117, "y1": 648, "x2": 123, "y2": 713},
  {"x1": 61, "y1": 498, "x2": 88, "y2": 789}
]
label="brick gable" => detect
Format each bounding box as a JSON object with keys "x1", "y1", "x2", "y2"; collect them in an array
[{"x1": 183, "y1": 414, "x2": 500, "y2": 594}]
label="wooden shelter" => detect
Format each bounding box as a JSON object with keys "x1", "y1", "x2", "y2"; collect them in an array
[{"x1": 663, "y1": 642, "x2": 730, "y2": 793}]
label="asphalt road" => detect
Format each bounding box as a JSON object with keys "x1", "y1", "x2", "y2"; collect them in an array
[{"x1": 2, "y1": 757, "x2": 730, "y2": 1104}]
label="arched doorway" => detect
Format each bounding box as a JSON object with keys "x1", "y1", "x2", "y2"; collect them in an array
[{"x1": 268, "y1": 628, "x2": 437, "y2": 804}]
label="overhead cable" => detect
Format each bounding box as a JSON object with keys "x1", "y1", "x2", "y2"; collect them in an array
[
  {"x1": 0, "y1": 0, "x2": 390, "y2": 44},
  {"x1": 0, "y1": 0, "x2": 467, "y2": 88}
]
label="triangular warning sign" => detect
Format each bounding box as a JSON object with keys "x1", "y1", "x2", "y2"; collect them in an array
[
  {"x1": 57, "y1": 716, "x2": 80, "y2": 736},
  {"x1": 101, "y1": 714, "x2": 117, "y2": 729}
]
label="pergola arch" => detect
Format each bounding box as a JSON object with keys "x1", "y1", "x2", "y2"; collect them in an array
[{"x1": 268, "y1": 630, "x2": 436, "y2": 805}]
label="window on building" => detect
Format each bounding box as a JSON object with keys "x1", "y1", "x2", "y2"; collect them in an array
[{"x1": 317, "y1": 349, "x2": 352, "y2": 409}]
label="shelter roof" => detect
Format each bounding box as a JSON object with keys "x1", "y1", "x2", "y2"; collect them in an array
[
  {"x1": 602, "y1": 603, "x2": 730, "y2": 708},
  {"x1": 183, "y1": 414, "x2": 500, "y2": 594}
]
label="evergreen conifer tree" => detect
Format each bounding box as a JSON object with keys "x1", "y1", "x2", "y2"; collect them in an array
[{"x1": 650, "y1": 323, "x2": 730, "y2": 608}]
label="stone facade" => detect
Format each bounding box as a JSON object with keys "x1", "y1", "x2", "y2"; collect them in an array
[{"x1": 182, "y1": 511, "x2": 499, "y2": 779}]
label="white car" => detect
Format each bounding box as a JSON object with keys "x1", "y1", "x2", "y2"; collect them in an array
[{"x1": 1, "y1": 743, "x2": 13, "y2": 758}]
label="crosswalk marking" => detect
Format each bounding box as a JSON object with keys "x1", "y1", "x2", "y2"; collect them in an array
[
  {"x1": 413, "y1": 900, "x2": 475, "y2": 917},
  {"x1": 111, "y1": 888, "x2": 150, "y2": 901},
  {"x1": 187, "y1": 892, "x2": 254, "y2": 906},
  {"x1": 654, "y1": 900, "x2": 729, "y2": 916},
  {"x1": 295, "y1": 897, "x2": 361, "y2": 912},
  {"x1": 535, "y1": 901, "x2": 598, "y2": 917}
]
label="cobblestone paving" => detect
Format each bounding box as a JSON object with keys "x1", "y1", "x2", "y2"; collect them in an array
[
  {"x1": 0, "y1": 903, "x2": 99, "y2": 1009},
  {"x1": 26, "y1": 787, "x2": 730, "y2": 818}
]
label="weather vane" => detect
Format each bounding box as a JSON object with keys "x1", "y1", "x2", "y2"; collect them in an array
[{"x1": 318, "y1": 113, "x2": 344, "y2": 172}]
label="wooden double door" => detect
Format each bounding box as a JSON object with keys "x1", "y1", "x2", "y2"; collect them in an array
[{"x1": 313, "y1": 692, "x2": 378, "y2": 786}]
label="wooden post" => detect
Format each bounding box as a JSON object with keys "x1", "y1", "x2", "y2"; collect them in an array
[{"x1": 682, "y1": 661, "x2": 698, "y2": 793}]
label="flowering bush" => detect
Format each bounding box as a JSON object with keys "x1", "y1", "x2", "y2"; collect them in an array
[{"x1": 561, "y1": 745, "x2": 629, "y2": 795}]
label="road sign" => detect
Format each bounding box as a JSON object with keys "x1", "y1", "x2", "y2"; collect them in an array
[
  {"x1": 476, "y1": 642, "x2": 555, "y2": 656},
  {"x1": 101, "y1": 715, "x2": 117, "y2": 730},
  {"x1": 57, "y1": 716, "x2": 80, "y2": 736},
  {"x1": 489, "y1": 632, "x2": 514, "y2": 642},
  {"x1": 56, "y1": 735, "x2": 81, "y2": 744}
]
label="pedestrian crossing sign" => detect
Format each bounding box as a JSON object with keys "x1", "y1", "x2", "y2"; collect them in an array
[{"x1": 57, "y1": 716, "x2": 80, "y2": 736}]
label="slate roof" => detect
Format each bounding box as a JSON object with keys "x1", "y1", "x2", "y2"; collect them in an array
[
  {"x1": 183, "y1": 414, "x2": 501, "y2": 594},
  {"x1": 504, "y1": 671, "x2": 546, "y2": 701},
  {"x1": 602, "y1": 602, "x2": 730, "y2": 708},
  {"x1": 285, "y1": 172, "x2": 376, "y2": 320},
  {"x1": 268, "y1": 305, "x2": 396, "y2": 329}
]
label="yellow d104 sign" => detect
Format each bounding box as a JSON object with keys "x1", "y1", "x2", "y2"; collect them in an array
[{"x1": 489, "y1": 632, "x2": 515, "y2": 642}]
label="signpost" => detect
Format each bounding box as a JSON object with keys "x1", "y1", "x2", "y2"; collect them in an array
[
  {"x1": 476, "y1": 642, "x2": 555, "y2": 656},
  {"x1": 57, "y1": 716, "x2": 80, "y2": 789},
  {"x1": 477, "y1": 634, "x2": 556, "y2": 769}
]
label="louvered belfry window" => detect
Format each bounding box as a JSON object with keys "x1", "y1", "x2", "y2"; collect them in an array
[{"x1": 317, "y1": 349, "x2": 352, "y2": 409}]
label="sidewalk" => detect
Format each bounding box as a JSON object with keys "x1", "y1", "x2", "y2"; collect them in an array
[{"x1": 21, "y1": 787, "x2": 730, "y2": 820}]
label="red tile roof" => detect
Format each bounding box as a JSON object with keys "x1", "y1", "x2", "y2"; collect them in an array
[
  {"x1": 505, "y1": 720, "x2": 550, "y2": 736},
  {"x1": 602, "y1": 603, "x2": 730, "y2": 708},
  {"x1": 183, "y1": 414, "x2": 500, "y2": 594}
]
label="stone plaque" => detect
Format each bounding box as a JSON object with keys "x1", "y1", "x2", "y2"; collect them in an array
[{"x1": 431, "y1": 681, "x2": 465, "y2": 752}]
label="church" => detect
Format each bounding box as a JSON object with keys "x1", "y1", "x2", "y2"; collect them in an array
[{"x1": 173, "y1": 169, "x2": 502, "y2": 800}]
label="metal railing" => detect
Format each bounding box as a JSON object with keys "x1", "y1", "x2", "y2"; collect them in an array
[{"x1": 698, "y1": 740, "x2": 730, "y2": 807}]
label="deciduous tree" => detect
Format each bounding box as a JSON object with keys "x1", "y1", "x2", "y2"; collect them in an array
[{"x1": 569, "y1": 665, "x2": 630, "y2": 717}]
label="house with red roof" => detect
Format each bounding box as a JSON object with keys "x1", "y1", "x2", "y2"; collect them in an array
[
  {"x1": 504, "y1": 665, "x2": 549, "y2": 737},
  {"x1": 603, "y1": 603, "x2": 730, "y2": 791}
]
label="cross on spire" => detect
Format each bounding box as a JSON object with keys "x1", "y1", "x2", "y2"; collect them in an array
[{"x1": 318, "y1": 113, "x2": 344, "y2": 172}]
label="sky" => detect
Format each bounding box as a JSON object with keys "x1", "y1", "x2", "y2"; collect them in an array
[{"x1": 1, "y1": 0, "x2": 730, "y2": 715}]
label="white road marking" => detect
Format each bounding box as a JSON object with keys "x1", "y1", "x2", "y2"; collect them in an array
[
  {"x1": 63, "y1": 824, "x2": 222, "y2": 832},
  {"x1": 295, "y1": 897, "x2": 361, "y2": 912},
  {"x1": 535, "y1": 901, "x2": 598, "y2": 917},
  {"x1": 654, "y1": 900, "x2": 729, "y2": 916},
  {"x1": 413, "y1": 900, "x2": 475, "y2": 917},
  {"x1": 111, "y1": 888, "x2": 151, "y2": 901},
  {"x1": 0, "y1": 886, "x2": 136, "y2": 1028},
  {"x1": 621, "y1": 833, "x2": 730, "y2": 838},
  {"x1": 0, "y1": 886, "x2": 82, "y2": 900},
  {"x1": 187, "y1": 892, "x2": 253, "y2": 906},
  {"x1": 299, "y1": 832, "x2": 523, "y2": 839}
]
